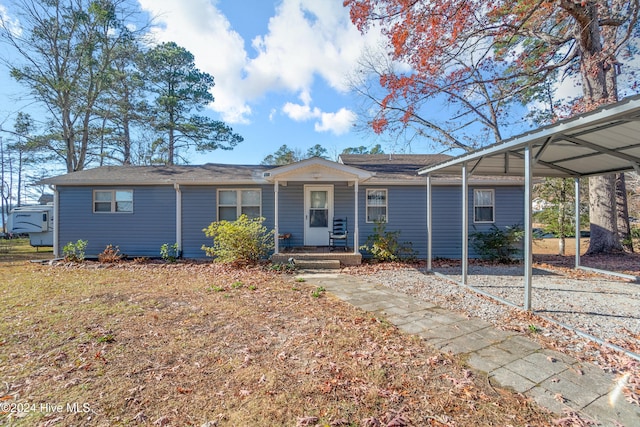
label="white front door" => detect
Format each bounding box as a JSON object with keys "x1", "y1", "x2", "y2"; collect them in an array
[{"x1": 304, "y1": 185, "x2": 333, "y2": 246}]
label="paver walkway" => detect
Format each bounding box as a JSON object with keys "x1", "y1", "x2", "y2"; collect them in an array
[{"x1": 297, "y1": 271, "x2": 640, "y2": 427}]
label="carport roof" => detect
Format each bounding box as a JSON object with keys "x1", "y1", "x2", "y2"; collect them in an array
[{"x1": 418, "y1": 94, "x2": 640, "y2": 178}]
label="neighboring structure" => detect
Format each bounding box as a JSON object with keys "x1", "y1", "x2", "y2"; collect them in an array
[
  {"x1": 39, "y1": 154, "x2": 525, "y2": 263},
  {"x1": 7, "y1": 204, "x2": 54, "y2": 247}
]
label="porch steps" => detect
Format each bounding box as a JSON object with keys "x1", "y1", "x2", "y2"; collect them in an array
[
  {"x1": 271, "y1": 252, "x2": 362, "y2": 267},
  {"x1": 292, "y1": 259, "x2": 341, "y2": 270}
]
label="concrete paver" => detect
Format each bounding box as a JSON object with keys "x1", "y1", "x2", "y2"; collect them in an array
[{"x1": 299, "y1": 271, "x2": 640, "y2": 427}]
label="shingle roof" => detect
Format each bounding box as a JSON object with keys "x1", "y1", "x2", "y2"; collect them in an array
[
  {"x1": 39, "y1": 154, "x2": 523, "y2": 186},
  {"x1": 39, "y1": 163, "x2": 273, "y2": 186},
  {"x1": 339, "y1": 154, "x2": 453, "y2": 183}
]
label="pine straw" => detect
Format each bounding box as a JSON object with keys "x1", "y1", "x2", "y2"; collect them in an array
[{"x1": 0, "y1": 261, "x2": 554, "y2": 426}]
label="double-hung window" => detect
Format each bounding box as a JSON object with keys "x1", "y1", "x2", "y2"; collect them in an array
[
  {"x1": 218, "y1": 189, "x2": 261, "y2": 221},
  {"x1": 366, "y1": 189, "x2": 387, "y2": 223},
  {"x1": 93, "y1": 190, "x2": 133, "y2": 213},
  {"x1": 474, "y1": 189, "x2": 494, "y2": 223}
]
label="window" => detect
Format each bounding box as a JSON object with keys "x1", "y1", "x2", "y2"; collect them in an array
[
  {"x1": 366, "y1": 189, "x2": 387, "y2": 223},
  {"x1": 218, "y1": 189, "x2": 261, "y2": 221},
  {"x1": 93, "y1": 190, "x2": 133, "y2": 213},
  {"x1": 474, "y1": 189, "x2": 494, "y2": 223}
]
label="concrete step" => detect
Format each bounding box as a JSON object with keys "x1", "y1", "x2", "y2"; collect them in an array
[{"x1": 293, "y1": 259, "x2": 341, "y2": 270}]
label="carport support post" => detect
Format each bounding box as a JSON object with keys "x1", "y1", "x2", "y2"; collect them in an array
[
  {"x1": 524, "y1": 145, "x2": 533, "y2": 311},
  {"x1": 462, "y1": 163, "x2": 468, "y2": 285},
  {"x1": 426, "y1": 174, "x2": 432, "y2": 271},
  {"x1": 575, "y1": 177, "x2": 581, "y2": 268},
  {"x1": 354, "y1": 180, "x2": 359, "y2": 254}
]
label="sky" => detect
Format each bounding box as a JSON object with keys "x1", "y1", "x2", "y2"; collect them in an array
[
  {"x1": 1, "y1": 0, "x2": 638, "y2": 170},
  {"x1": 0, "y1": 0, "x2": 390, "y2": 166},
  {"x1": 134, "y1": 0, "x2": 385, "y2": 164}
]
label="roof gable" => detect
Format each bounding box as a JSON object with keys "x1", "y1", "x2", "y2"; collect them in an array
[{"x1": 264, "y1": 157, "x2": 374, "y2": 182}]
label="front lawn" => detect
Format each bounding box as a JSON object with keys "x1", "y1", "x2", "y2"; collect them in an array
[{"x1": 0, "y1": 258, "x2": 553, "y2": 426}]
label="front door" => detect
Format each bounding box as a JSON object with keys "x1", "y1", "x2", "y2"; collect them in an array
[{"x1": 304, "y1": 185, "x2": 333, "y2": 246}]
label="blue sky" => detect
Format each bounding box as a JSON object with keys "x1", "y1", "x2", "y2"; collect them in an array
[
  {"x1": 136, "y1": 0, "x2": 385, "y2": 165},
  {"x1": 0, "y1": 0, "x2": 389, "y2": 167}
]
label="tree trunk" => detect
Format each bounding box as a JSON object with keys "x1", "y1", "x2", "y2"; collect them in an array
[
  {"x1": 616, "y1": 173, "x2": 633, "y2": 252},
  {"x1": 566, "y1": 0, "x2": 626, "y2": 254},
  {"x1": 586, "y1": 174, "x2": 623, "y2": 254}
]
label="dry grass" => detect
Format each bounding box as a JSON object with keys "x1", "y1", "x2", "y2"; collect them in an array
[{"x1": 0, "y1": 249, "x2": 554, "y2": 426}]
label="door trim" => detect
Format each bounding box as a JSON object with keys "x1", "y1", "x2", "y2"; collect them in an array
[{"x1": 304, "y1": 184, "x2": 334, "y2": 246}]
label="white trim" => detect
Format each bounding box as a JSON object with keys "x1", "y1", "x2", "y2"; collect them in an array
[
  {"x1": 265, "y1": 157, "x2": 374, "y2": 181},
  {"x1": 304, "y1": 184, "x2": 334, "y2": 246},
  {"x1": 365, "y1": 188, "x2": 388, "y2": 223},
  {"x1": 462, "y1": 163, "x2": 468, "y2": 285},
  {"x1": 274, "y1": 181, "x2": 279, "y2": 254},
  {"x1": 174, "y1": 184, "x2": 182, "y2": 254},
  {"x1": 216, "y1": 188, "x2": 262, "y2": 221},
  {"x1": 93, "y1": 189, "x2": 133, "y2": 213},
  {"x1": 354, "y1": 181, "x2": 359, "y2": 254},
  {"x1": 53, "y1": 187, "x2": 59, "y2": 258},
  {"x1": 473, "y1": 189, "x2": 495, "y2": 223}
]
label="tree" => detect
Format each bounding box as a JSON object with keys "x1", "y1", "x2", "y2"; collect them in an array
[
  {"x1": 7, "y1": 113, "x2": 38, "y2": 207},
  {"x1": 342, "y1": 144, "x2": 384, "y2": 155},
  {"x1": 534, "y1": 178, "x2": 586, "y2": 255},
  {"x1": 306, "y1": 144, "x2": 329, "y2": 159},
  {"x1": 140, "y1": 42, "x2": 242, "y2": 165},
  {"x1": 261, "y1": 145, "x2": 304, "y2": 166},
  {"x1": 1, "y1": 0, "x2": 143, "y2": 172},
  {"x1": 95, "y1": 38, "x2": 148, "y2": 165},
  {"x1": 345, "y1": 0, "x2": 639, "y2": 254}
]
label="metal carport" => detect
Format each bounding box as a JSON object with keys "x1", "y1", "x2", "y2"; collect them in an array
[{"x1": 418, "y1": 94, "x2": 640, "y2": 311}]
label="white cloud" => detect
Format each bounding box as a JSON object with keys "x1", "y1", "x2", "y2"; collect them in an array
[
  {"x1": 0, "y1": 4, "x2": 22, "y2": 37},
  {"x1": 315, "y1": 108, "x2": 357, "y2": 135},
  {"x1": 282, "y1": 102, "x2": 320, "y2": 121},
  {"x1": 136, "y1": 0, "x2": 382, "y2": 128},
  {"x1": 137, "y1": 0, "x2": 252, "y2": 123},
  {"x1": 283, "y1": 93, "x2": 356, "y2": 135}
]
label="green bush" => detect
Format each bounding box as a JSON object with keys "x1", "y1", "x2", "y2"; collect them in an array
[
  {"x1": 359, "y1": 220, "x2": 415, "y2": 262},
  {"x1": 63, "y1": 239, "x2": 88, "y2": 262},
  {"x1": 160, "y1": 242, "x2": 180, "y2": 262},
  {"x1": 470, "y1": 224, "x2": 524, "y2": 263},
  {"x1": 202, "y1": 215, "x2": 274, "y2": 265}
]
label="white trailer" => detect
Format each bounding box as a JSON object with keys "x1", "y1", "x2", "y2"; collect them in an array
[{"x1": 7, "y1": 204, "x2": 54, "y2": 247}]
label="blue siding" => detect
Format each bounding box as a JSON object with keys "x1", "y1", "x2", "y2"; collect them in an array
[
  {"x1": 56, "y1": 182, "x2": 524, "y2": 260},
  {"x1": 431, "y1": 185, "x2": 525, "y2": 259},
  {"x1": 181, "y1": 186, "x2": 216, "y2": 258},
  {"x1": 182, "y1": 184, "x2": 274, "y2": 259},
  {"x1": 57, "y1": 186, "x2": 175, "y2": 258},
  {"x1": 358, "y1": 186, "x2": 427, "y2": 258}
]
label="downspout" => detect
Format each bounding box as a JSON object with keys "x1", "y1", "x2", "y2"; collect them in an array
[
  {"x1": 51, "y1": 185, "x2": 59, "y2": 258},
  {"x1": 174, "y1": 183, "x2": 182, "y2": 257}
]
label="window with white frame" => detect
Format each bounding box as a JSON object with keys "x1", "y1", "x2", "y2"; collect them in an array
[
  {"x1": 366, "y1": 189, "x2": 387, "y2": 223},
  {"x1": 218, "y1": 189, "x2": 261, "y2": 221},
  {"x1": 93, "y1": 190, "x2": 133, "y2": 213},
  {"x1": 474, "y1": 189, "x2": 494, "y2": 223}
]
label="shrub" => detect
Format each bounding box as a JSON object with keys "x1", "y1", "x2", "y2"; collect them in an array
[
  {"x1": 160, "y1": 243, "x2": 180, "y2": 262},
  {"x1": 63, "y1": 239, "x2": 88, "y2": 262},
  {"x1": 470, "y1": 224, "x2": 524, "y2": 263},
  {"x1": 359, "y1": 220, "x2": 415, "y2": 262},
  {"x1": 98, "y1": 244, "x2": 123, "y2": 263},
  {"x1": 202, "y1": 215, "x2": 274, "y2": 265}
]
